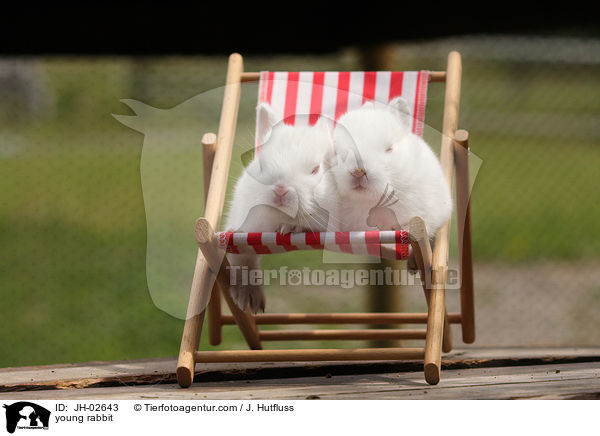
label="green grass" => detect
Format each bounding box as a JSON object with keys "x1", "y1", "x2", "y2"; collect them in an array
[
  {"x1": 1, "y1": 51, "x2": 599, "y2": 367},
  {"x1": 469, "y1": 134, "x2": 600, "y2": 260}
]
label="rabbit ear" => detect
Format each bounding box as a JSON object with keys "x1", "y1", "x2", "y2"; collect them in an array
[
  {"x1": 388, "y1": 96, "x2": 412, "y2": 128},
  {"x1": 257, "y1": 102, "x2": 278, "y2": 146}
]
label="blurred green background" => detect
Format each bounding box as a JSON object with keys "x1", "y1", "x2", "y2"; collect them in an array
[{"x1": 1, "y1": 36, "x2": 599, "y2": 367}]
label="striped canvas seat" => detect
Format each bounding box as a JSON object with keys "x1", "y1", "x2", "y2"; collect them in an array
[
  {"x1": 222, "y1": 70, "x2": 431, "y2": 260},
  {"x1": 217, "y1": 230, "x2": 410, "y2": 260},
  {"x1": 256, "y1": 70, "x2": 430, "y2": 149}
]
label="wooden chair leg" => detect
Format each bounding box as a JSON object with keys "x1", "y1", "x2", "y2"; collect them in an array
[
  {"x1": 176, "y1": 54, "x2": 243, "y2": 388},
  {"x1": 220, "y1": 277, "x2": 262, "y2": 350},
  {"x1": 412, "y1": 216, "x2": 447, "y2": 385},
  {"x1": 454, "y1": 129, "x2": 475, "y2": 343},
  {"x1": 207, "y1": 283, "x2": 222, "y2": 346},
  {"x1": 441, "y1": 316, "x2": 453, "y2": 353},
  {"x1": 409, "y1": 217, "x2": 453, "y2": 355},
  {"x1": 424, "y1": 285, "x2": 445, "y2": 385},
  {"x1": 422, "y1": 50, "x2": 462, "y2": 385},
  {"x1": 201, "y1": 132, "x2": 222, "y2": 346},
  {"x1": 415, "y1": 223, "x2": 451, "y2": 384},
  {"x1": 176, "y1": 255, "x2": 216, "y2": 387}
]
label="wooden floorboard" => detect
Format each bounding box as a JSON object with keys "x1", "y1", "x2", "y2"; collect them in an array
[
  {"x1": 1, "y1": 361, "x2": 598, "y2": 400},
  {"x1": 1, "y1": 348, "x2": 599, "y2": 399},
  {"x1": 2, "y1": 347, "x2": 599, "y2": 392}
]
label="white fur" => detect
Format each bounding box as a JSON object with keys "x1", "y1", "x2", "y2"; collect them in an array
[
  {"x1": 224, "y1": 103, "x2": 334, "y2": 312},
  {"x1": 328, "y1": 97, "x2": 452, "y2": 237}
]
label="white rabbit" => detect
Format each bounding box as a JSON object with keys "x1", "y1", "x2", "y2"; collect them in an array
[
  {"x1": 329, "y1": 97, "x2": 452, "y2": 248},
  {"x1": 224, "y1": 103, "x2": 335, "y2": 312}
]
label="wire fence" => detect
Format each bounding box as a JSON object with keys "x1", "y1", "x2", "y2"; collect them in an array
[{"x1": 1, "y1": 35, "x2": 599, "y2": 366}]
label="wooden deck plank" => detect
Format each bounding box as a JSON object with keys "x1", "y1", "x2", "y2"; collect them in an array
[
  {"x1": 2, "y1": 347, "x2": 599, "y2": 392},
  {"x1": 1, "y1": 361, "x2": 598, "y2": 400}
]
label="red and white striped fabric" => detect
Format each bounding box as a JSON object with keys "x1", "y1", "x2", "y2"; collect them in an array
[
  {"x1": 230, "y1": 70, "x2": 429, "y2": 260},
  {"x1": 217, "y1": 230, "x2": 410, "y2": 260},
  {"x1": 256, "y1": 70, "x2": 430, "y2": 150}
]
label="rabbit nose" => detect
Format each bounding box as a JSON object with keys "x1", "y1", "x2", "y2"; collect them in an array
[
  {"x1": 272, "y1": 184, "x2": 289, "y2": 198},
  {"x1": 351, "y1": 168, "x2": 367, "y2": 178}
]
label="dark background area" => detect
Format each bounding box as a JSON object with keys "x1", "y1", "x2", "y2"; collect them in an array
[{"x1": 3, "y1": 3, "x2": 598, "y2": 55}]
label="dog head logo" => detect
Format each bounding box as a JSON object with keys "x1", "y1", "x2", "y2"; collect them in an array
[
  {"x1": 112, "y1": 95, "x2": 224, "y2": 319},
  {"x1": 3, "y1": 402, "x2": 50, "y2": 433}
]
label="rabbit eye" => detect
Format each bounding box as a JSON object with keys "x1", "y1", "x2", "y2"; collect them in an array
[
  {"x1": 385, "y1": 145, "x2": 393, "y2": 153},
  {"x1": 311, "y1": 165, "x2": 320, "y2": 175}
]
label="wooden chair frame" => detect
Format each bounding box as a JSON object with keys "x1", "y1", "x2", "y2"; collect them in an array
[{"x1": 176, "y1": 51, "x2": 474, "y2": 387}]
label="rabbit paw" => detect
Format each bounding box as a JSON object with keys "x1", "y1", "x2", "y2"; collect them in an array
[{"x1": 229, "y1": 283, "x2": 266, "y2": 313}]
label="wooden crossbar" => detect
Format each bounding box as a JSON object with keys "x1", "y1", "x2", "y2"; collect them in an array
[
  {"x1": 195, "y1": 348, "x2": 425, "y2": 363},
  {"x1": 240, "y1": 71, "x2": 447, "y2": 83},
  {"x1": 220, "y1": 313, "x2": 462, "y2": 325},
  {"x1": 259, "y1": 329, "x2": 426, "y2": 341}
]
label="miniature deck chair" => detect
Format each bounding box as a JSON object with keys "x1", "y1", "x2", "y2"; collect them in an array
[{"x1": 176, "y1": 51, "x2": 474, "y2": 387}]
